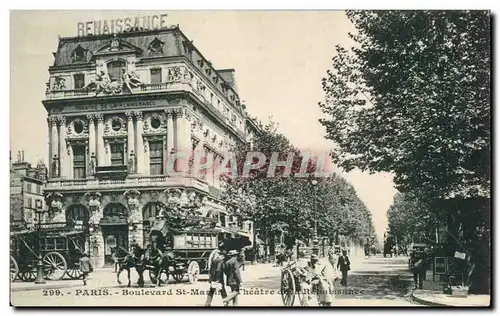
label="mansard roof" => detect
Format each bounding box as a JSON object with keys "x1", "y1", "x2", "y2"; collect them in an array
[{"x1": 51, "y1": 28, "x2": 182, "y2": 67}]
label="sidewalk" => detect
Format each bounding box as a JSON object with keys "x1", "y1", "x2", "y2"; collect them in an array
[
  {"x1": 411, "y1": 289, "x2": 490, "y2": 307},
  {"x1": 10, "y1": 269, "x2": 115, "y2": 292}
]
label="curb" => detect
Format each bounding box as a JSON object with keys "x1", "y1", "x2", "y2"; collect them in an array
[
  {"x1": 410, "y1": 290, "x2": 449, "y2": 307},
  {"x1": 11, "y1": 282, "x2": 84, "y2": 293}
]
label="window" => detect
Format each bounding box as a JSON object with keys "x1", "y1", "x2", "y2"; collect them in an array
[
  {"x1": 107, "y1": 61, "x2": 126, "y2": 81},
  {"x1": 110, "y1": 143, "x2": 125, "y2": 166},
  {"x1": 150, "y1": 68, "x2": 162, "y2": 84},
  {"x1": 149, "y1": 141, "x2": 164, "y2": 175},
  {"x1": 27, "y1": 183, "x2": 32, "y2": 193},
  {"x1": 36, "y1": 185, "x2": 41, "y2": 194},
  {"x1": 73, "y1": 145, "x2": 86, "y2": 179},
  {"x1": 74, "y1": 73, "x2": 85, "y2": 89},
  {"x1": 27, "y1": 197, "x2": 32, "y2": 208}
]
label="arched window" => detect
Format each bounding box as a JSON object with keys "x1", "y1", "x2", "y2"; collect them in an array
[
  {"x1": 65, "y1": 204, "x2": 90, "y2": 225},
  {"x1": 103, "y1": 203, "x2": 128, "y2": 218},
  {"x1": 107, "y1": 61, "x2": 126, "y2": 81}
]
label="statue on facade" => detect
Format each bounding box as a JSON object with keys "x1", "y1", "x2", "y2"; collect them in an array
[
  {"x1": 51, "y1": 154, "x2": 59, "y2": 178},
  {"x1": 53, "y1": 76, "x2": 66, "y2": 90},
  {"x1": 122, "y1": 69, "x2": 144, "y2": 93},
  {"x1": 85, "y1": 192, "x2": 102, "y2": 230},
  {"x1": 85, "y1": 71, "x2": 122, "y2": 95},
  {"x1": 124, "y1": 189, "x2": 141, "y2": 223},
  {"x1": 167, "y1": 66, "x2": 182, "y2": 82},
  {"x1": 88, "y1": 153, "x2": 96, "y2": 176},
  {"x1": 128, "y1": 151, "x2": 136, "y2": 174}
]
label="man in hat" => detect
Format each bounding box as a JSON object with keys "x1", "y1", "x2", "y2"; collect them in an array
[
  {"x1": 337, "y1": 249, "x2": 351, "y2": 287},
  {"x1": 222, "y1": 249, "x2": 242, "y2": 306},
  {"x1": 298, "y1": 254, "x2": 332, "y2": 306},
  {"x1": 205, "y1": 250, "x2": 228, "y2": 306}
]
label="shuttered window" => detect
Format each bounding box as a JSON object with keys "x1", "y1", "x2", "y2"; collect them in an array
[
  {"x1": 149, "y1": 141, "x2": 163, "y2": 175},
  {"x1": 110, "y1": 143, "x2": 125, "y2": 166},
  {"x1": 73, "y1": 145, "x2": 86, "y2": 179}
]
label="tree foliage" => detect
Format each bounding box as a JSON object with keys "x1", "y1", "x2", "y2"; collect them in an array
[
  {"x1": 319, "y1": 11, "x2": 490, "y2": 201},
  {"x1": 222, "y1": 122, "x2": 375, "y2": 249}
]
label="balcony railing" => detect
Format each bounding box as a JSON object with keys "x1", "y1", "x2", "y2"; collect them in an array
[{"x1": 46, "y1": 175, "x2": 210, "y2": 192}]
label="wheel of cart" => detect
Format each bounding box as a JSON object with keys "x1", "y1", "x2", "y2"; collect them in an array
[
  {"x1": 281, "y1": 266, "x2": 296, "y2": 306},
  {"x1": 187, "y1": 260, "x2": 200, "y2": 284},
  {"x1": 43, "y1": 252, "x2": 67, "y2": 280}
]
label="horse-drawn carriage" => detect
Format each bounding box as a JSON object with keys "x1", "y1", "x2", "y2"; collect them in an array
[
  {"x1": 10, "y1": 221, "x2": 87, "y2": 282},
  {"x1": 147, "y1": 218, "x2": 251, "y2": 285}
]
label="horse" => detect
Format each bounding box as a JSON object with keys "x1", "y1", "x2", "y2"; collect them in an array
[
  {"x1": 116, "y1": 244, "x2": 146, "y2": 287},
  {"x1": 111, "y1": 246, "x2": 129, "y2": 273}
]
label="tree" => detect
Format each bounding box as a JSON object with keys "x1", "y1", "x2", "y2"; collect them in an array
[
  {"x1": 222, "y1": 121, "x2": 376, "y2": 253},
  {"x1": 319, "y1": 11, "x2": 490, "y2": 201}
]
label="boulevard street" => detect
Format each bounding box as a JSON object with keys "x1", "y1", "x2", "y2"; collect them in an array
[{"x1": 11, "y1": 255, "x2": 421, "y2": 307}]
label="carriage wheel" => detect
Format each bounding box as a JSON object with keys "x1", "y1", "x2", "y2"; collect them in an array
[
  {"x1": 187, "y1": 261, "x2": 200, "y2": 284},
  {"x1": 19, "y1": 270, "x2": 36, "y2": 282},
  {"x1": 66, "y1": 268, "x2": 83, "y2": 280},
  {"x1": 281, "y1": 269, "x2": 296, "y2": 306},
  {"x1": 10, "y1": 256, "x2": 19, "y2": 282},
  {"x1": 43, "y1": 252, "x2": 67, "y2": 280}
]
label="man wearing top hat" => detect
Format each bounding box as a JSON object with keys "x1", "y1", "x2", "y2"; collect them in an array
[{"x1": 222, "y1": 249, "x2": 242, "y2": 306}]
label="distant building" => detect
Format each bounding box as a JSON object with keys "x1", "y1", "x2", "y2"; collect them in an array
[{"x1": 10, "y1": 151, "x2": 48, "y2": 225}]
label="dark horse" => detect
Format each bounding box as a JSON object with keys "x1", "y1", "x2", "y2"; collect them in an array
[
  {"x1": 115, "y1": 244, "x2": 147, "y2": 287},
  {"x1": 144, "y1": 243, "x2": 178, "y2": 287}
]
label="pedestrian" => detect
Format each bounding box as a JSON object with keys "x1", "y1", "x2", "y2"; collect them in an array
[
  {"x1": 337, "y1": 249, "x2": 350, "y2": 287},
  {"x1": 298, "y1": 254, "x2": 333, "y2": 306},
  {"x1": 222, "y1": 250, "x2": 242, "y2": 306},
  {"x1": 79, "y1": 251, "x2": 93, "y2": 286},
  {"x1": 205, "y1": 250, "x2": 227, "y2": 306},
  {"x1": 411, "y1": 251, "x2": 426, "y2": 289},
  {"x1": 238, "y1": 248, "x2": 246, "y2": 271}
]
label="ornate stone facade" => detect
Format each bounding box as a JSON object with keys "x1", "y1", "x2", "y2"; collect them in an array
[{"x1": 43, "y1": 27, "x2": 259, "y2": 268}]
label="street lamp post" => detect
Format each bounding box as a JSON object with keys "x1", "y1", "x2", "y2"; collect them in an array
[
  {"x1": 34, "y1": 199, "x2": 46, "y2": 284},
  {"x1": 311, "y1": 179, "x2": 319, "y2": 256}
]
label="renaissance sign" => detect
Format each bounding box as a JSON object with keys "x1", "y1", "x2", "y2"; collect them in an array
[{"x1": 77, "y1": 14, "x2": 169, "y2": 37}]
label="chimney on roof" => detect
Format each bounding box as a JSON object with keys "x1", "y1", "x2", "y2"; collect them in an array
[
  {"x1": 22, "y1": 151, "x2": 25, "y2": 162},
  {"x1": 217, "y1": 69, "x2": 238, "y2": 94},
  {"x1": 17, "y1": 151, "x2": 21, "y2": 163}
]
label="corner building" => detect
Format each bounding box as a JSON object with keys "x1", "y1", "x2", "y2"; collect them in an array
[{"x1": 43, "y1": 25, "x2": 258, "y2": 267}]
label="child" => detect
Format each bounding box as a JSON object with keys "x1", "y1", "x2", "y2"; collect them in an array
[{"x1": 79, "y1": 252, "x2": 93, "y2": 286}]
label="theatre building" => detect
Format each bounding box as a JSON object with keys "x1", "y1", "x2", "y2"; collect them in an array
[{"x1": 43, "y1": 24, "x2": 258, "y2": 267}]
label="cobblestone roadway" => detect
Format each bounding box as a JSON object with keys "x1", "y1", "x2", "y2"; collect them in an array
[{"x1": 11, "y1": 256, "x2": 421, "y2": 307}]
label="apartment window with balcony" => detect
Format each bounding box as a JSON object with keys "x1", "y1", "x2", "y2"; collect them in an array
[
  {"x1": 110, "y1": 143, "x2": 125, "y2": 166},
  {"x1": 107, "y1": 61, "x2": 126, "y2": 81},
  {"x1": 74, "y1": 73, "x2": 85, "y2": 89},
  {"x1": 150, "y1": 68, "x2": 162, "y2": 84},
  {"x1": 73, "y1": 145, "x2": 86, "y2": 179},
  {"x1": 149, "y1": 141, "x2": 163, "y2": 175}
]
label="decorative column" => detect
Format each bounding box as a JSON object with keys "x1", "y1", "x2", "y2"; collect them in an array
[
  {"x1": 96, "y1": 114, "x2": 105, "y2": 166},
  {"x1": 125, "y1": 111, "x2": 135, "y2": 167},
  {"x1": 87, "y1": 114, "x2": 96, "y2": 165},
  {"x1": 175, "y1": 108, "x2": 192, "y2": 174},
  {"x1": 58, "y1": 116, "x2": 67, "y2": 178},
  {"x1": 166, "y1": 110, "x2": 175, "y2": 173},
  {"x1": 134, "y1": 111, "x2": 144, "y2": 174},
  {"x1": 49, "y1": 117, "x2": 59, "y2": 177}
]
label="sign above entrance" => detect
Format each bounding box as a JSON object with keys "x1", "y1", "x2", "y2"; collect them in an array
[{"x1": 77, "y1": 14, "x2": 169, "y2": 37}]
